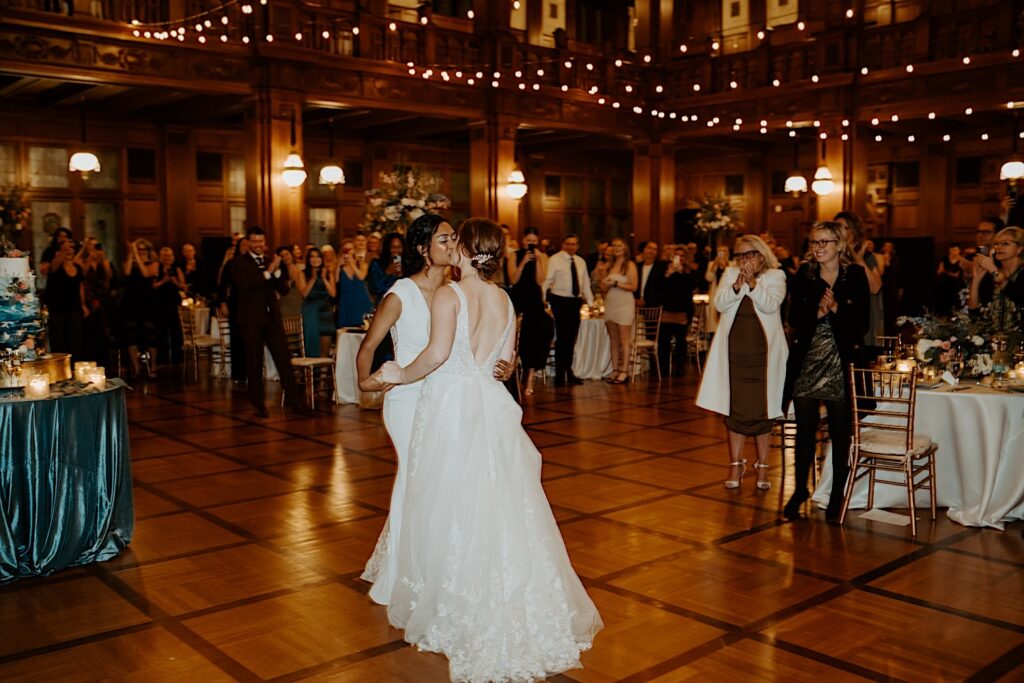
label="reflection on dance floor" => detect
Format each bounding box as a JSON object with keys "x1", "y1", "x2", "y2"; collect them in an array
[{"x1": 0, "y1": 375, "x2": 1021, "y2": 681}]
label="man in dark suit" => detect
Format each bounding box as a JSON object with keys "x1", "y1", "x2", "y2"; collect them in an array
[
  {"x1": 230, "y1": 226, "x2": 312, "y2": 418},
  {"x1": 635, "y1": 240, "x2": 668, "y2": 308}
]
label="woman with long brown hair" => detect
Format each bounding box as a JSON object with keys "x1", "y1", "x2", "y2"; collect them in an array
[{"x1": 595, "y1": 237, "x2": 638, "y2": 384}]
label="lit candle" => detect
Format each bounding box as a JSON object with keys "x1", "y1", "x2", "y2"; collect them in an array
[
  {"x1": 896, "y1": 359, "x2": 915, "y2": 373},
  {"x1": 87, "y1": 368, "x2": 106, "y2": 389},
  {"x1": 25, "y1": 374, "x2": 50, "y2": 399},
  {"x1": 74, "y1": 361, "x2": 96, "y2": 383}
]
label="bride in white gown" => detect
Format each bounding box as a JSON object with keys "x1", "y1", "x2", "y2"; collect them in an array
[
  {"x1": 356, "y1": 215, "x2": 454, "y2": 606},
  {"x1": 358, "y1": 216, "x2": 516, "y2": 606},
  {"x1": 378, "y1": 217, "x2": 602, "y2": 682}
]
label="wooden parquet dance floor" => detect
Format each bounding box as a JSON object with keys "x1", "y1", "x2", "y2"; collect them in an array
[{"x1": 2, "y1": 374, "x2": 1022, "y2": 682}]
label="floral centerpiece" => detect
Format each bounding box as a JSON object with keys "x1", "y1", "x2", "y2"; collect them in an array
[
  {"x1": 691, "y1": 193, "x2": 742, "y2": 247},
  {"x1": 0, "y1": 184, "x2": 31, "y2": 251},
  {"x1": 899, "y1": 297, "x2": 1021, "y2": 377},
  {"x1": 360, "y1": 168, "x2": 450, "y2": 234}
]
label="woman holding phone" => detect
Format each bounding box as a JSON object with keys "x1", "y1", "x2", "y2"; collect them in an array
[
  {"x1": 336, "y1": 238, "x2": 373, "y2": 328},
  {"x1": 298, "y1": 247, "x2": 337, "y2": 357},
  {"x1": 508, "y1": 227, "x2": 553, "y2": 396},
  {"x1": 368, "y1": 232, "x2": 405, "y2": 302}
]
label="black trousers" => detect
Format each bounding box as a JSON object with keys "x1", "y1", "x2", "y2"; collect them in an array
[
  {"x1": 793, "y1": 396, "x2": 851, "y2": 509},
  {"x1": 548, "y1": 294, "x2": 582, "y2": 381},
  {"x1": 239, "y1": 321, "x2": 302, "y2": 409},
  {"x1": 229, "y1": 316, "x2": 246, "y2": 381},
  {"x1": 657, "y1": 322, "x2": 688, "y2": 374}
]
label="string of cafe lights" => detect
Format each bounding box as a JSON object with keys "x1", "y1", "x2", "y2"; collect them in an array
[{"x1": 124, "y1": 4, "x2": 1024, "y2": 143}]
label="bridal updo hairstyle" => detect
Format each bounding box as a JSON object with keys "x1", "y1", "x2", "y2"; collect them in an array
[
  {"x1": 403, "y1": 214, "x2": 448, "y2": 274},
  {"x1": 457, "y1": 217, "x2": 505, "y2": 279}
]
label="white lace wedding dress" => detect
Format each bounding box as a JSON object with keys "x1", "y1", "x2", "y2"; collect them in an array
[
  {"x1": 362, "y1": 277, "x2": 431, "y2": 605},
  {"x1": 387, "y1": 283, "x2": 602, "y2": 683}
]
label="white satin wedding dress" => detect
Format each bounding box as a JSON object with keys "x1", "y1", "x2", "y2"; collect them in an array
[
  {"x1": 387, "y1": 283, "x2": 602, "y2": 683},
  {"x1": 361, "y1": 277, "x2": 431, "y2": 605}
]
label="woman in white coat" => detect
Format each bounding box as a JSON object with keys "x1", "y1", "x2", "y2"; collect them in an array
[{"x1": 696, "y1": 235, "x2": 788, "y2": 490}]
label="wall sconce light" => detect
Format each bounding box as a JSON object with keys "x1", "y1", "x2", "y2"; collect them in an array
[
  {"x1": 1000, "y1": 112, "x2": 1024, "y2": 182},
  {"x1": 784, "y1": 137, "x2": 806, "y2": 195}
]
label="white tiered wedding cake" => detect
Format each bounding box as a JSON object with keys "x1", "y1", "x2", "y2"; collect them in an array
[{"x1": 0, "y1": 256, "x2": 42, "y2": 360}]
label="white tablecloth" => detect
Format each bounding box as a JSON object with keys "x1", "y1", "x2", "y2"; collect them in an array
[
  {"x1": 572, "y1": 318, "x2": 613, "y2": 380},
  {"x1": 208, "y1": 319, "x2": 279, "y2": 381},
  {"x1": 335, "y1": 329, "x2": 364, "y2": 404},
  {"x1": 814, "y1": 385, "x2": 1024, "y2": 530},
  {"x1": 191, "y1": 307, "x2": 210, "y2": 336}
]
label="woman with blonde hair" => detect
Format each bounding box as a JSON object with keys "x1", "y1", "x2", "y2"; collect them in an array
[
  {"x1": 696, "y1": 235, "x2": 788, "y2": 490},
  {"x1": 969, "y1": 226, "x2": 1024, "y2": 311},
  {"x1": 782, "y1": 221, "x2": 870, "y2": 522},
  {"x1": 596, "y1": 237, "x2": 639, "y2": 384}
]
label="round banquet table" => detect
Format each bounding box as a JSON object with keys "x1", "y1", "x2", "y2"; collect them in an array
[
  {"x1": 571, "y1": 317, "x2": 614, "y2": 380},
  {"x1": 335, "y1": 329, "x2": 365, "y2": 405},
  {"x1": 0, "y1": 380, "x2": 134, "y2": 581},
  {"x1": 813, "y1": 384, "x2": 1024, "y2": 530}
]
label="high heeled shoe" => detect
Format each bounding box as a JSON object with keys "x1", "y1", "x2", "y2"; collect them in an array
[
  {"x1": 724, "y1": 459, "x2": 746, "y2": 489},
  {"x1": 754, "y1": 461, "x2": 771, "y2": 491},
  {"x1": 608, "y1": 371, "x2": 629, "y2": 385}
]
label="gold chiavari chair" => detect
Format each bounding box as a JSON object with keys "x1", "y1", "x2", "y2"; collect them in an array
[
  {"x1": 841, "y1": 365, "x2": 938, "y2": 536},
  {"x1": 282, "y1": 316, "x2": 335, "y2": 410},
  {"x1": 630, "y1": 306, "x2": 663, "y2": 381},
  {"x1": 684, "y1": 303, "x2": 709, "y2": 374},
  {"x1": 177, "y1": 305, "x2": 218, "y2": 382}
]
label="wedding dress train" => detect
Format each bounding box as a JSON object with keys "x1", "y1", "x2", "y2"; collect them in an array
[{"x1": 387, "y1": 283, "x2": 602, "y2": 682}]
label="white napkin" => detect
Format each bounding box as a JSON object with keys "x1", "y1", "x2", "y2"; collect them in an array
[{"x1": 941, "y1": 370, "x2": 959, "y2": 387}]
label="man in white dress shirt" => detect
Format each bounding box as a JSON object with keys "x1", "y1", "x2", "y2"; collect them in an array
[{"x1": 543, "y1": 234, "x2": 594, "y2": 386}]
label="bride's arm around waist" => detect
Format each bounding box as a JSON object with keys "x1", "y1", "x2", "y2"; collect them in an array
[{"x1": 380, "y1": 286, "x2": 459, "y2": 385}]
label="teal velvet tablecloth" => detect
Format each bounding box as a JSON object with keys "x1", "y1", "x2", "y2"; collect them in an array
[{"x1": 0, "y1": 380, "x2": 133, "y2": 582}]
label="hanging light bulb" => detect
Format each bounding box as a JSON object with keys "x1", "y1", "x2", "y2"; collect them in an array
[
  {"x1": 319, "y1": 117, "x2": 345, "y2": 187},
  {"x1": 282, "y1": 110, "x2": 306, "y2": 188},
  {"x1": 506, "y1": 169, "x2": 528, "y2": 200},
  {"x1": 69, "y1": 101, "x2": 101, "y2": 177}
]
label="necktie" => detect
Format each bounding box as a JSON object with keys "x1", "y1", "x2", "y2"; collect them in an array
[
  {"x1": 569, "y1": 256, "x2": 580, "y2": 297},
  {"x1": 254, "y1": 255, "x2": 265, "y2": 270}
]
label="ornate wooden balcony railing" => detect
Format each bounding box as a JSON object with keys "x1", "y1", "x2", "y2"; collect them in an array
[{"x1": 1, "y1": 0, "x2": 1021, "y2": 110}]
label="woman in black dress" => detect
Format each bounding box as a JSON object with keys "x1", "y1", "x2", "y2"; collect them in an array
[
  {"x1": 153, "y1": 246, "x2": 187, "y2": 369},
  {"x1": 119, "y1": 239, "x2": 159, "y2": 377},
  {"x1": 783, "y1": 221, "x2": 870, "y2": 523},
  {"x1": 507, "y1": 227, "x2": 553, "y2": 396},
  {"x1": 46, "y1": 238, "x2": 88, "y2": 359}
]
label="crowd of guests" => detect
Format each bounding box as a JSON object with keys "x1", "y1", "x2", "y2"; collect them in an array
[{"x1": 693, "y1": 209, "x2": 1022, "y2": 526}]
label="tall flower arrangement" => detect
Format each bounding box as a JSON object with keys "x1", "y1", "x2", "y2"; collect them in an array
[
  {"x1": 0, "y1": 185, "x2": 31, "y2": 256},
  {"x1": 360, "y1": 168, "x2": 450, "y2": 234},
  {"x1": 691, "y1": 193, "x2": 742, "y2": 248}
]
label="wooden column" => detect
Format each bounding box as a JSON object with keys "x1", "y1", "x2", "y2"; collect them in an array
[
  {"x1": 244, "y1": 88, "x2": 306, "y2": 247},
  {"x1": 632, "y1": 137, "x2": 676, "y2": 247},
  {"x1": 526, "y1": 0, "x2": 544, "y2": 45},
  {"x1": 469, "y1": 113, "x2": 520, "y2": 228}
]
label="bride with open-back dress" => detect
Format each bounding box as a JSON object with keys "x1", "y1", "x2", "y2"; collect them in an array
[{"x1": 378, "y1": 217, "x2": 602, "y2": 682}]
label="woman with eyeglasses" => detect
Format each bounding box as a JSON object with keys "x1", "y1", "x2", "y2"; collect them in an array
[
  {"x1": 782, "y1": 221, "x2": 870, "y2": 523},
  {"x1": 696, "y1": 235, "x2": 788, "y2": 491},
  {"x1": 968, "y1": 227, "x2": 1024, "y2": 312}
]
